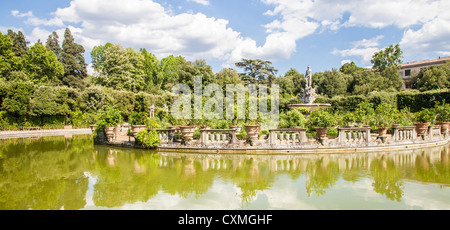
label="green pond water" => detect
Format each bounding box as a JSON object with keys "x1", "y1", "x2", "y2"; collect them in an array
[{"x1": 0, "y1": 135, "x2": 449, "y2": 210}]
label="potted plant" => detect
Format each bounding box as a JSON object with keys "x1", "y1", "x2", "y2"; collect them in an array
[
  {"x1": 434, "y1": 102, "x2": 450, "y2": 134},
  {"x1": 287, "y1": 109, "x2": 307, "y2": 129},
  {"x1": 98, "y1": 108, "x2": 123, "y2": 142},
  {"x1": 306, "y1": 109, "x2": 336, "y2": 139},
  {"x1": 244, "y1": 118, "x2": 261, "y2": 146},
  {"x1": 372, "y1": 103, "x2": 396, "y2": 137},
  {"x1": 355, "y1": 101, "x2": 375, "y2": 127},
  {"x1": 414, "y1": 108, "x2": 434, "y2": 135},
  {"x1": 177, "y1": 118, "x2": 198, "y2": 145},
  {"x1": 129, "y1": 112, "x2": 149, "y2": 138},
  {"x1": 394, "y1": 108, "x2": 414, "y2": 127}
]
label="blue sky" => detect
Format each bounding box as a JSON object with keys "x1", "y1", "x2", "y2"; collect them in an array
[{"x1": 1, "y1": 0, "x2": 449, "y2": 76}]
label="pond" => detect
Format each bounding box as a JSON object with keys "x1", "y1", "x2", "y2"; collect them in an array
[{"x1": 0, "y1": 135, "x2": 449, "y2": 210}]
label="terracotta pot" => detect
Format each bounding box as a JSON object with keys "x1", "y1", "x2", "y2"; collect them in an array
[
  {"x1": 414, "y1": 122, "x2": 431, "y2": 135},
  {"x1": 378, "y1": 127, "x2": 388, "y2": 137},
  {"x1": 315, "y1": 127, "x2": 328, "y2": 138},
  {"x1": 104, "y1": 126, "x2": 115, "y2": 141},
  {"x1": 244, "y1": 124, "x2": 260, "y2": 145},
  {"x1": 132, "y1": 125, "x2": 147, "y2": 137},
  {"x1": 437, "y1": 122, "x2": 450, "y2": 134},
  {"x1": 179, "y1": 126, "x2": 197, "y2": 144}
]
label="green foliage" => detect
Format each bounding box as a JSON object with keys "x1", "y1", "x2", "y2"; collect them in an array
[
  {"x1": 354, "y1": 101, "x2": 375, "y2": 125},
  {"x1": 371, "y1": 44, "x2": 403, "y2": 72},
  {"x1": 372, "y1": 103, "x2": 398, "y2": 127},
  {"x1": 61, "y1": 28, "x2": 88, "y2": 89},
  {"x1": 97, "y1": 107, "x2": 123, "y2": 128},
  {"x1": 279, "y1": 109, "x2": 306, "y2": 128},
  {"x1": 339, "y1": 61, "x2": 365, "y2": 75},
  {"x1": 394, "y1": 108, "x2": 414, "y2": 126},
  {"x1": 1, "y1": 81, "x2": 34, "y2": 116},
  {"x1": 129, "y1": 112, "x2": 148, "y2": 125},
  {"x1": 317, "y1": 69, "x2": 351, "y2": 98},
  {"x1": 415, "y1": 65, "x2": 450, "y2": 91},
  {"x1": 414, "y1": 108, "x2": 435, "y2": 123},
  {"x1": 397, "y1": 89, "x2": 450, "y2": 112},
  {"x1": 82, "y1": 86, "x2": 105, "y2": 112},
  {"x1": 23, "y1": 43, "x2": 64, "y2": 84},
  {"x1": 29, "y1": 86, "x2": 70, "y2": 116},
  {"x1": 433, "y1": 101, "x2": 450, "y2": 122},
  {"x1": 7, "y1": 30, "x2": 29, "y2": 58},
  {"x1": 135, "y1": 129, "x2": 160, "y2": 148},
  {"x1": 306, "y1": 109, "x2": 336, "y2": 129},
  {"x1": 70, "y1": 111, "x2": 98, "y2": 128},
  {"x1": 235, "y1": 58, "x2": 278, "y2": 83}
]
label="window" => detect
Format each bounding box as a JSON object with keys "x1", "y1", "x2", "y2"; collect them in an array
[{"x1": 405, "y1": 69, "x2": 411, "y2": 76}]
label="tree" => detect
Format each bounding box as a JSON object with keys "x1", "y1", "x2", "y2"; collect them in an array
[
  {"x1": 284, "y1": 68, "x2": 305, "y2": 95},
  {"x1": 140, "y1": 48, "x2": 160, "y2": 88},
  {"x1": 339, "y1": 61, "x2": 365, "y2": 75},
  {"x1": 157, "y1": 55, "x2": 185, "y2": 90},
  {"x1": 23, "y1": 43, "x2": 64, "y2": 84},
  {"x1": 92, "y1": 44, "x2": 146, "y2": 91},
  {"x1": 371, "y1": 44, "x2": 403, "y2": 72},
  {"x1": 317, "y1": 69, "x2": 351, "y2": 98},
  {"x1": 215, "y1": 68, "x2": 243, "y2": 89},
  {"x1": 45, "y1": 31, "x2": 61, "y2": 60},
  {"x1": 61, "y1": 28, "x2": 88, "y2": 89},
  {"x1": 0, "y1": 31, "x2": 19, "y2": 79},
  {"x1": 416, "y1": 65, "x2": 450, "y2": 91},
  {"x1": 235, "y1": 58, "x2": 278, "y2": 83},
  {"x1": 1, "y1": 81, "x2": 34, "y2": 116},
  {"x1": 7, "y1": 30, "x2": 29, "y2": 58}
]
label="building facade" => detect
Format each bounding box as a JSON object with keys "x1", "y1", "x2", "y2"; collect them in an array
[{"x1": 399, "y1": 56, "x2": 450, "y2": 88}]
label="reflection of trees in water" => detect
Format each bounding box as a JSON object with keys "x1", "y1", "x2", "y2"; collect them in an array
[
  {"x1": 1, "y1": 136, "x2": 450, "y2": 209},
  {"x1": 305, "y1": 158, "x2": 339, "y2": 197},
  {"x1": 0, "y1": 135, "x2": 93, "y2": 210},
  {"x1": 370, "y1": 155, "x2": 404, "y2": 202}
]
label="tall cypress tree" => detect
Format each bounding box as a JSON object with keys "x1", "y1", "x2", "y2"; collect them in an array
[
  {"x1": 45, "y1": 31, "x2": 61, "y2": 60},
  {"x1": 61, "y1": 28, "x2": 87, "y2": 89},
  {"x1": 7, "y1": 30, "x2": 29, "y2": 58}
]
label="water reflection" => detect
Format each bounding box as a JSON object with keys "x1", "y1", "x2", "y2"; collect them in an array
[{"x1": 0, "y1": 135, "x2": 449, "y2": 210}]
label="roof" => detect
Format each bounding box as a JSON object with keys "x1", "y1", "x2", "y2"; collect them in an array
[{"x1": 401, "y1": 56, "x2": 450, "y2": 69}]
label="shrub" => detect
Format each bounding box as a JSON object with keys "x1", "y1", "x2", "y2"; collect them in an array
[
  {"x1": 306, "y1": 109, "x2": 336, "y2": 129},
  {"x1": 372, "y1": 103, "x2": 397, "y2": 127},
  {"x1": 434, "y1": 101, "x2": 450, "y2": 122},
  {"x1": 129, "y1": 112, "x2": 148, "y2": 125},
  {"x1": 136, "y1": 129, "x2": 160, "y2": 149},
  {"x1": 97, "y1": 107, "x2": 123, "y2": 128},
  {"x1": 414, "y1": 108, "x2": 435, "y2": 123}
]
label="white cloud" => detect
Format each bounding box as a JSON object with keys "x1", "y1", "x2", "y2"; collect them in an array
[
  {"x1": 8, "y1": 0, "x2": 450, "y2": 69},
  {"x1": 187, "y1": 0, "x2": 210, "y2": 6},
  {"x1": 332, "y1": 35, "x2": 384, "y2": 64},
  {"x1": 264, "y1": 0, "x2": 450, "y2": 62},
  {"x1": 11, "y1": 10, "x2": 64, "y2": 27}
]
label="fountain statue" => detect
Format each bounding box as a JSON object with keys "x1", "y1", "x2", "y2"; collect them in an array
[{"x1": 288, "y1": 66, "x2": 331, "y2": 114}]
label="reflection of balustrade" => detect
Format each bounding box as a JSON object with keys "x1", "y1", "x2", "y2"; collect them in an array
[
  {"x1": 428, "y1": 125, "x2": 442, "y2": 140},
  {"x1": 201, "y1": 129, "x2": 237, "y2": 146},
  {"x1": 156, "y1": 129, "x2": 177, "y2": 144},
  {"x1": 269, "y1": 128, "x2": 307, "y2": 146},
  {"x1": 393, "y1": 126, "x2": 415, "y2": 143},
  {"x1": 338, "y1": 127, "x2": 371, "y2": 145}
]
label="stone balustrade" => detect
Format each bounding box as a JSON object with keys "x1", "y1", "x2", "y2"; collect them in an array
[
  {"x1": 269, "y1": 128, "x2": 307, "y2": 146},
  {"x1": 201, "y1": 129, "x2": 237, "y2": 146},
  {"x1": 428, "y1": 125, "x2": 442, "y2": 141},
  {"x1": 392, "y1": 126, "x2": 415, "y2": 143},
  {"x1": 156, "y1": 129, "x2": 177, "y2": 144},
  {"x1": 338, "y1": 127, "x2": 371, "y2": 145}
]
